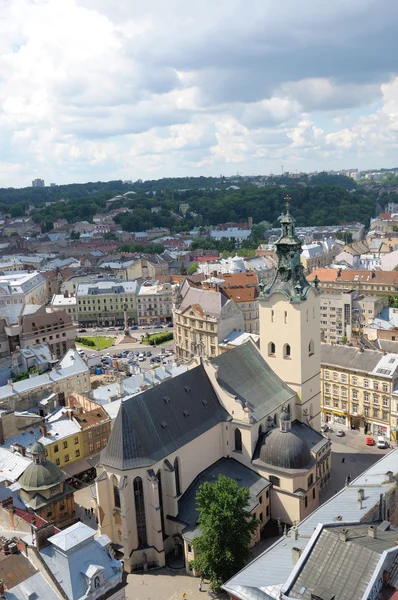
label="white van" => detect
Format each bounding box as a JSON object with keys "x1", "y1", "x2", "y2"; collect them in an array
[{"x1": 377, "y1": 436, "x2": 388, "y2": 449}]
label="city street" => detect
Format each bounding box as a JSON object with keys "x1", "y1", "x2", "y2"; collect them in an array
[{"x1": 320, "y1": 428, "x2": 391, "y2": 504}]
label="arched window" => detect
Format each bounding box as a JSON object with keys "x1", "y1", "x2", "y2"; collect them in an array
[
  {"x1": 94, "y1": 576, "x2": 100, "y2": 589},
  {"x1": 284, "y1": 344, "x2": 291, "y2": 358},
  {"x1": 112, "y1": 475, "x2": 120, "y2": 509},
  {"x1": 133, "y1": 477, "x2": 147, "y2": 546},
  {"x1": 268, "y1": 341, "x2": 276, "y2": 356},
  {"x1": 309, "y1": 340, "x2": 314, "y2": 357},
  {"x1": 174, "y1": 457, "x2": 181, "y2": 496},
  {"x1": 274, "y1": 413, "x2": 278, "y2": 426},
  {"x1": 258, "y1": 424, "x2": 263, "y2": 438},
  {"x1": 234, "y1": 428, "x2": 242, "y2": 452}
]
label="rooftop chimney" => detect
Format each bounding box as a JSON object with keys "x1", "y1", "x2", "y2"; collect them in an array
[
  {"x1": 357, "y1": 489, "x2": 365, "y2": 501},
  {"x1": 291, "y1": 527, "x2": 298, "y2": 541},
  {"x1": 39, "y1": 425, "x2": 47, "y2": 437},
  {"x1": 368, "y1": 525, "x2": 377, "y2": 539},
  {"x1": 339, "y1": 528, "x2": 349, "y2": 542},
  {"x1": 386, "y1": 471, "x2": 394, "y2": 483},
  {"x1": 292, "y1": 547, "x2": 302, "y2": 564}
]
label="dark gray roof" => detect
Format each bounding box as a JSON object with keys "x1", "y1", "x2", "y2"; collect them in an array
[
  {"x1": 175, "y1": 457, "x2": 270, "y2": 541},
  {"x1": 321, "y1": 344, "x2": 381, "y2": 373},
  {"x1": 101, "y1": 365, "x2": 229, "y2": 470},
  {"x1": 290, "y1": 421, "x2": 329, "y2": 454},
  {"x1": 211, "y1": 341, "x2": 296, "y2": 422},
  {"x1": 259, "y1": 428, "x2": 312, "y2": 470},
  {"x1": 378, "y1": 339, "x2": 398, "y2": 354},
  {"x1": 288, "y1": 526, "x2": 397, "y2": 600}
]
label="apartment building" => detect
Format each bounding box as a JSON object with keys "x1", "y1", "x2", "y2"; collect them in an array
[
  {"x1": 320, "y1": 344, "x2": 397, "y2": 439},
  {"x1": 320, "y1": 291, "x2": 387, "y2": 343},
  {"x1": 137, "y1": 281, "x2": 173, "y2": 325},
  {"x1": 0, "y1": 304, "x2": 76, "y2": 357},
  {"x1": 0, "y1": 349, "x2": 90, "y2": 414},
  {"x1": 76, "y1": 279, "x2": 137, "y2": 327},
  {"x1": 50, "y1": 292, "x2": 77, "y2": 322},
  {"x1": 67, "y1": 393, "x2": 112, "y2": 462},
  {"x1": 308, "y1": 268, "x2": 398, "y2": 296},
  {"x1": 300, "y1": 243, "x2": 339, "y2": 273},
  {"x1": 0, "y1": 271, "x2": 47, "y2": 306},
  {"x1": 173, "y1": 279, "x2": 245, "y2": 360},
  {"x1": 202, "y1": 272, "x2": 260, "y2": 334}
]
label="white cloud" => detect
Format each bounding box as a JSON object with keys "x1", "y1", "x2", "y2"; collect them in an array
[{"x1": 1, "y1": 0, "x2": 398, "y2": 186}]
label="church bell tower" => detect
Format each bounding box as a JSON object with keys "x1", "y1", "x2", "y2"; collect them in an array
[{"x1": 258, "y1": 195, "x2": 321, "y2": 429}]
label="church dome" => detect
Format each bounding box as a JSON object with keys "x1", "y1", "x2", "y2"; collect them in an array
[
  {"x1": 259, "y1": 429, "x2": 312, "y2": 470},
  {"x1": 19, "y1": 454, "x2": 65, "y2": 492},
  {"x1": 230, "y1": 255, "x2": 245, "y2": 272}
]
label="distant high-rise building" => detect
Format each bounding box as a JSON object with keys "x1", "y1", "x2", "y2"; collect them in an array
[
  {"x1": 50, "y1": 182, "x2": 57, "y2": 187},
  {"x1": 32, "y1": 178, "x2": 45, "y2": 187}
]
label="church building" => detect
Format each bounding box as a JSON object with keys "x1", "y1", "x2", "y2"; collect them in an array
[{"x1": 94, "y1": 200, "x2": 331, "y2": 573}]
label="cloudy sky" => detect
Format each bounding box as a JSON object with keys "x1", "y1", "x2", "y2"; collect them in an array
[{"x1": 1, "y1": 0, "x2": 398, "y2": 187}]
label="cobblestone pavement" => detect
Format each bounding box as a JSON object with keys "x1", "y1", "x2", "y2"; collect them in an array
[{"x1": 125, "y1": 568, "x2": 218, "y2": 600}]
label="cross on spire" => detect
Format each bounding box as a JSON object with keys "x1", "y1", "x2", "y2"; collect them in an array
[{"x1": 284, "y1": 194, "x2": 291, "y2": 215}]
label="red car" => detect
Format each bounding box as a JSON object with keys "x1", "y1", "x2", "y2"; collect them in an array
[{"x1": 366, "y1": 437, "x2": 374, "y2": 446}]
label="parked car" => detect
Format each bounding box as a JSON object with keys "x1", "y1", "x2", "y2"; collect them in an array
[
  {"x1": 130, "y1": 325, "x2": 138, "y2": 330},
  {"x1": 366, "y1": 436, "x2": 375, "y2": 446},
  {"x1": 154, "y1": 324, "x2": 162, "y2": 329},
  {"x1": 108, "y1": 327, "x2": 116, "y2": 331},
  {"x1": 78, "y1": 328, "x2": 87, "y2": 333},
  {"x1": 116, "y1": 353, "x2": 123, "y2": 358},
  {"x1": 146, "y1": 351, "x2": 152, "y2": 357},
  {"x1": 377, "y1": 436, "x2": 388, "y2": 449},
  {"x1": 336, "y1": 430, "x2": 344, "y2": 437},
  {"x1": 128, "y1": 360, "x2": 138, "y2": 366},
  {"x1": 168, "y1": 322, "x2": 174, "y2": 327}
]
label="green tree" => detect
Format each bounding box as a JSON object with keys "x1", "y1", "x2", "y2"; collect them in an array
[
  {"x1": 335, "y1": 230, "x2": 353, "y2": 244},
  {"x1": 9, "y1": 204, "x2": 24, "y2": 218},
  {"x1": 104, "y1": 232, "x2": 118, "y2": 240},
  {"x1": 191, "y1": 475, "x2": 260, "y2": 591},
  {"x1": 187, "y1": 262, "x2": 198, "y2": 275},
  {"x1": 70, "y1": 231, "x2": 80, "y2": 240}
]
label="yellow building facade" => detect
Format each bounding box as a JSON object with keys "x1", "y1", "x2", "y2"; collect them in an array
[{"x1": 320, "y1": 345, "x2": 396, "y2": 440}]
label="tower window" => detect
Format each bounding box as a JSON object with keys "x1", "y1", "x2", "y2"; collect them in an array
[
  {"x1": 268, "y1": 342, "x2": 276, "y2": 356},
  {"x1": 284, "y1": 311, "x2": 287, "y2": 324},
  {"x1": 284, "y1": 344, "x2": 291, "y2": 358},
  {"x1": 271, "y1": 310, "x2": 274, "y2": 322},
  {"x1": 234, "y1": 428, "x2": 242, "y2": 452},
  {"x1": 309, "y1": 340, "x2": 314, "y2": 357}
]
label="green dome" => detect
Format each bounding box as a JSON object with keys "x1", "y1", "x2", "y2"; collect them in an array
[
  {"x1": 19, "y1": 459, "x2": 65, "y2": 491},
  {"x1": 29, "y1": 441, "x2": 46, "y2": 456}
]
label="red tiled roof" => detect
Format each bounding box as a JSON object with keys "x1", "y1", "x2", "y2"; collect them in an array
[{"x1": 308, "y1": 268, "x2": 398, "y2": 284}]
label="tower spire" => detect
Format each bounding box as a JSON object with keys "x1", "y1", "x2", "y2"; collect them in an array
[{"x1": 259, "y1": 195, "x2": 313, "y2": 301}]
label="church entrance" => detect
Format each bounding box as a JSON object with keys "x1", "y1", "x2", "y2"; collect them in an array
[{"x1": 166, "y1": 534, "x2": 185, "y2": 569}]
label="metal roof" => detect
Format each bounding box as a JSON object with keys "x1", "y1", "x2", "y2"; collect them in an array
[
  {"x1": 41, "y1": 522, "x2": 122, "y2": 600},
  {"x1": 176, "y1": 457, "x2": 270, "y2": 542},
  {"x1": 100, "y1": 365, "x2": 229, "y2": 471},
  {"x1": 321, "y1": 344, "x2": 381, "y2": 374},
  {"x1": 223, "y1": 449, "x2": 398, "y2": 600},
  {"x1": 212, "y1": 341, "x2": 296, "y2": 423}
]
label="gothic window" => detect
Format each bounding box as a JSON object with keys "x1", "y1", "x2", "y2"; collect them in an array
[
  {"x1": 309, "y1": 340, "x2": 314, "y2": 357},
  {"x1": 112, "y1": 476, "x2": 120, "y2": 509},
  {"x1": 174, "y1": 457, "x2": 181, "y2": 496},
  {"x1": 268, "y1": 341, "x2": 275, "y2": 356},
  {"x1": 258, "y1": 424, "x2": 263, "y2": 438},
  {"x1": 134, "y1": 477, "x2": 147, "y2": 546},
  {"x1": 157, "y1": 470, "x2": 165, "y2": 536},
  {"x1": 234, "y1": 428, "x2": 242, "y2": 452},
  {"x1": 284, "y1": 343, "x2": 291, "y2": 358},
  {"x1": 94, "y1": 576, "x2": 100, "y2": 589}
]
